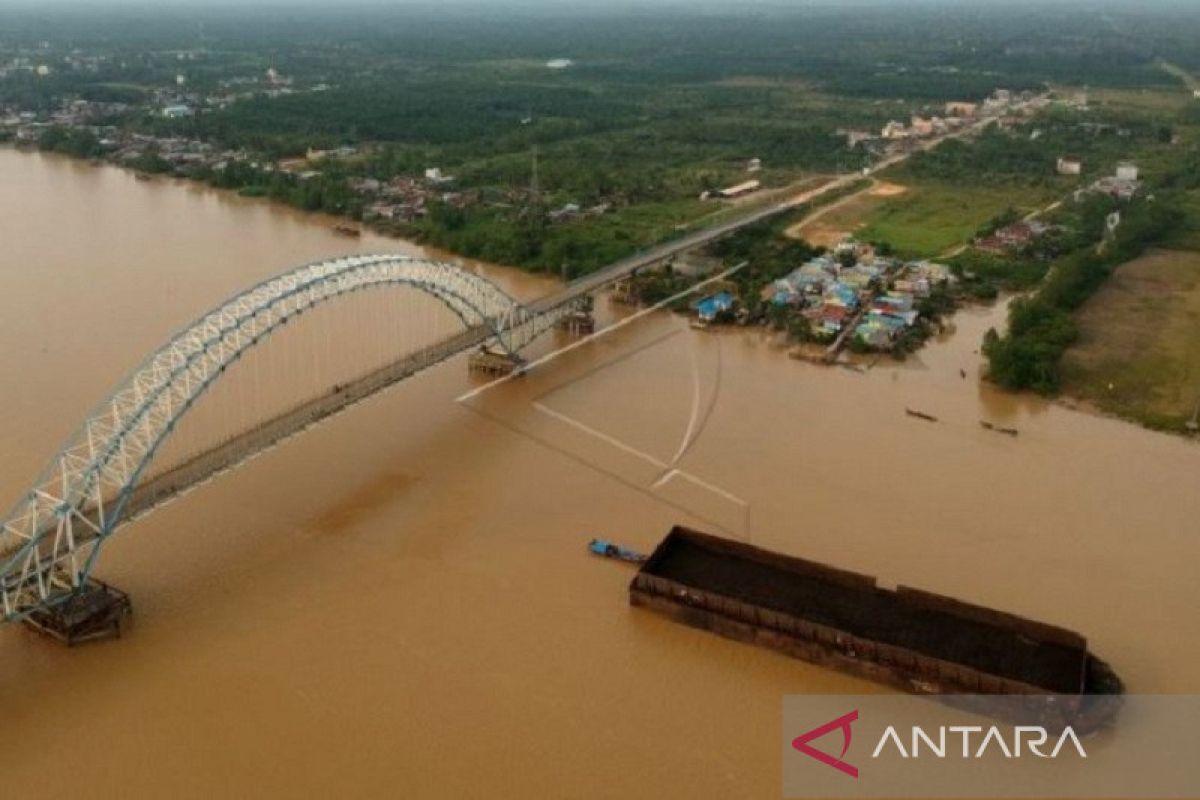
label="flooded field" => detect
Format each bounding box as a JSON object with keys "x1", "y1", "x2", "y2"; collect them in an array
[{"x1": 0, "y1": 148, "x2": 1197, "y2": 798}]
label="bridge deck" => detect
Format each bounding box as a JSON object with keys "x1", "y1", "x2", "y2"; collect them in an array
[
  {"x1": 119, "y1": 195, "x2": 817, "y2": 523},
  {"x1": 118, "y1": 324, "x2": 492, "y2": 524}
]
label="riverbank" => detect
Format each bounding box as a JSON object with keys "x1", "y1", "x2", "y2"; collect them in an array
[{"x1": 1, "y1": 147, "x2": 1199, "y2": 796}]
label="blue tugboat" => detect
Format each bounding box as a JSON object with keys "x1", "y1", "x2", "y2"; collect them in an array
[{"x1": 587, "y1": 539, "x2": 647, "y2": 564}]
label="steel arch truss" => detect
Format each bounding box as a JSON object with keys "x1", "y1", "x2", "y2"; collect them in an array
[{"x1": 0, "y1": 254, "x2": 557, "y2": 621}]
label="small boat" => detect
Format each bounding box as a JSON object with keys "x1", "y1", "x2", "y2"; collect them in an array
[
  {"x1": 587, "y1": 538, "x2": 647, "y2": 564},
  {"x1": 905, "y1": 407, "x2": 938, "y2": 422},
  {"x1": 980, "y1": 421, "x2": 1019, "y2": 437},
  {"x1": 134, "y1": 172, "x2": 153, "y2": 182},
  {"x1": 332, "y1": 224, "x2": 361, "y2": 237}
]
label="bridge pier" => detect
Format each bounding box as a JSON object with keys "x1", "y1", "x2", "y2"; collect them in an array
[
  {"x1": 23, "y1": 578, "x2": 131, "y2": 646},
  {"x1": 468, "y1": 347, "x2": 526, "y2": 376},
  {"x1": 556, "y1": 309, "x2": 595, "y2": 337}
]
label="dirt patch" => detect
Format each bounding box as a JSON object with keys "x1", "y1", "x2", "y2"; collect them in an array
[
  {"x1": 785, "y1": 180, "x2": 908, "y2": 246},
  {"x1": 868, "y1": 181, "x2": 908, "y2": 198},
  {"x1": 796, "y1": 219, "x2": 859, "y2": 248}
]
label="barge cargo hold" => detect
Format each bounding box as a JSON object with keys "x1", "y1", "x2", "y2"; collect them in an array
[{"x1": 630, "y1": 527, "x2": 1122, "y2": 728}]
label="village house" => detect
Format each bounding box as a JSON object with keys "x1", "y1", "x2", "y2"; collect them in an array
[
  {"x1": 841, "y1": 129, "x2": 874, "y2": 148},
  {"x1": 909, "y1": 116, "x2": 935, "y2": 137},
  {"x1": 694, "y1": 291, "x2": 735, "y2": 324},
  {"x1": 975, "y1": 220, "x2": 1049, "y2": 254},
  {"x1": 881, "y1": 120, "x2": 909, "y2": 140},
  {"x1": 347, "y1": 177, "x2": 382, "y2": 194},
  {"x1": 1057, "y1": 156, "x2": 1082, "y2": 175},
  {"x1": 1115, "y1": 161, "x2": 1139, "y2": 181},
  {"x1": 548, "y1": 202, "x2": 581, "y2": 222},
  {"x1": 701, "y1": 179, "x2": 761, "y2": 201},
  {"x1": 1092, "y1": 162, "x2": 1141, "y2": 200}
]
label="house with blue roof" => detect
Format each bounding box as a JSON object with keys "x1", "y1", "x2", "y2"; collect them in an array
[{"x1": 695, "y1": 291, "x2": 735, "y2": 323}]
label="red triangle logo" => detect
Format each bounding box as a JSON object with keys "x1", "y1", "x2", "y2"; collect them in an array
[{"x1": 791, "y1": 709, "x2": 859, "y2": 779}]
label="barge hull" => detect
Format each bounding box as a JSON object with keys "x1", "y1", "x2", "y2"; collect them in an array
[{"x1": 629, "y1": 527, "x2": 1122, "y2": 728}]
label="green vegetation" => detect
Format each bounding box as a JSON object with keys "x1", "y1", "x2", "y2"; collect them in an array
[
  {"x1": 35, "y1": 126, "x2": 103, "y2": 158},
  {"x1": 706, "y1": 213, "x2": 820, "y2": 311},
  {"x1": 5, "y1": 2, "x2": 1199, "y2": 278},
  {"x1": 983, "y1": 196, "x2": 1187, "y2": 394},
  {"x1": 899, "y1": 115, "x2": 1170, "y2": 187},
  {"x1": 949, "y1": 250, "x2": 1049, "y2": 294},
  {"x1": 7, "y1": 2, "x2": 1200, "y2": 394},
  {"x1": 856, "y1": 182, "x2": 1060, "y2": 258}
]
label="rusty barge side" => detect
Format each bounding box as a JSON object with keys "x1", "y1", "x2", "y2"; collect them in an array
[{"x1": 630, "y1": 527, "x2": 1122, "y2": 723}]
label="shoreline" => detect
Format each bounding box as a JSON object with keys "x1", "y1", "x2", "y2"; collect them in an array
[{"x1": 10, "y1": 143, "x2": 1194, "y2": 442}]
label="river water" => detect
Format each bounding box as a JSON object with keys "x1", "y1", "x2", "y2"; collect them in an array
[{"x1": 0, "y1": 148, "x2": 1196, "y2": 798}]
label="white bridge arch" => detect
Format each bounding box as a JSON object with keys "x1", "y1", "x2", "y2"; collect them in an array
[{"x1": 0, "y1": 254, "x2": 565, "y2": 621}]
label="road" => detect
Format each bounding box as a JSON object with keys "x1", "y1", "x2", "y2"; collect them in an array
[{"x1": 561, "y1": 93, "x2": 1051, "y2": 279}]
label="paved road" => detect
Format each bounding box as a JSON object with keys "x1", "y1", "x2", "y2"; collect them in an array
[{"x1": 536, "y1": 93, "x2": 1048, "y2": 313}]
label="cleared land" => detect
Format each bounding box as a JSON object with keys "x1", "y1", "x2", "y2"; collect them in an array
[
  {"x1": 855, "y1": 182, "x2": 1061, "y2": 257},
  {"x1": 1061, "y1": 249, "x2": 1200, "y2": 431},
  {"x1": 787, "y1": 179, "x2": 1060, "y2": 257},
  {"x1": 785, "y1": 180, "x2": 907, "y2": 247}
]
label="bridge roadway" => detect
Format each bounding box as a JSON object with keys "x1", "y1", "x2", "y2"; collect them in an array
[
  {"x1": 115, "y1": 325, "x2": 492, "y2": 524},
  {"x1": 115, "y1": 189, "x2": 835, "y2": 524},
  {"x1": 113, "y1": 96, "x2": 1052, "y2": 524}
]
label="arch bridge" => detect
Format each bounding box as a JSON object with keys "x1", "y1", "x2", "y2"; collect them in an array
[
  {"x1": 0, "y1": 254, "x2": 586, "y2": 627},
  {"x1": 0, "y1": 185, "x2": 779, "y2": 635}
]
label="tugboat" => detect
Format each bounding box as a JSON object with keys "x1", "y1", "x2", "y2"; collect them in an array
[{"x1": 587, "y1": 539, "x2": 647, "y2": 564}]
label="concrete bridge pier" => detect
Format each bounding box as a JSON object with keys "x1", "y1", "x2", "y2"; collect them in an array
[
  {"x1": 556, "y1": 309, "x2": 595, "y2": 337},
  {"x1": 468, "y1": 346, "x2": 526, "y2": 376}
]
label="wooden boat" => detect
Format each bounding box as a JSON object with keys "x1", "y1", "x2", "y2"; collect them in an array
[
  {"x1": 588, "y1": 538, "x2": 647, "y2": 564},
  {"x1": 981, "y1": 420, "x2": 1019, "y2": 437},
  {"x1": 332, "y1": 224, "x2": 362, "y2": 237},
  {"x1": 905, "y1": 407, "x2": 937, "y2": 422}
]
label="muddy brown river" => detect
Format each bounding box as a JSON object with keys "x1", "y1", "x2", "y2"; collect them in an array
[{"x1": 0, "y1": 148, "x2": 1196, "y2": 798}]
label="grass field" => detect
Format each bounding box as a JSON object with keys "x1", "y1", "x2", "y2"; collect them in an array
[
  {"x1": 1061, "y1": 249, "x2": 1200, "y2": 432},
  {"x1": 1084, "y1": 85, "x2": 1194, "y2": 115},
  {"x1": 786, "y1": 180, "x2": 906, "y2": 247},
  {"x1": 852, "y1": 181, "x2": 1063, "y2": 257}
]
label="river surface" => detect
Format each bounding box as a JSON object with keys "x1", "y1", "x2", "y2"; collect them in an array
[{"x1": 0, "y1": 148, "x2": 1197, "y2": 798}]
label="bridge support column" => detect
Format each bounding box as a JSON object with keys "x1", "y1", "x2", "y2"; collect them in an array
[
  {"x1": 556, "y1": 309, "x2": 595, "y2": 337},
  {"x1": 23, "y1": 578, "x2": 132, "y2": 646},
  {"x1": 468, "y1": 346, "x2": 526, "y2": 376}
]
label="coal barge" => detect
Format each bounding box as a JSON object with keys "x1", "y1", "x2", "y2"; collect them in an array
[{"x1": 630, "y1": 527, "x2": 1123, "y2": 730}]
